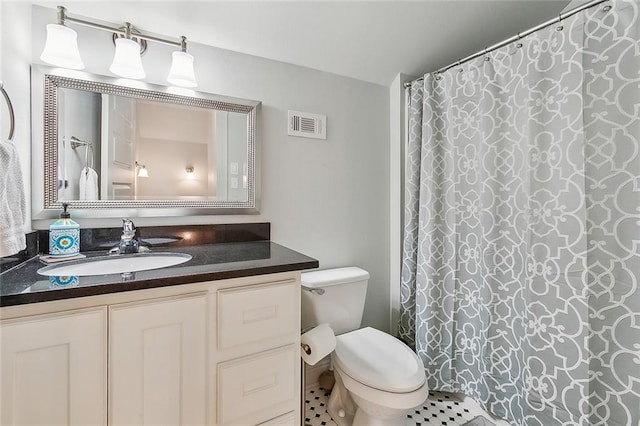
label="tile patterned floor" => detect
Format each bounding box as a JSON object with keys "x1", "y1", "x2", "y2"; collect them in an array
[
  {"x1": 305, "y1": 386, "x2": 493, "y2": 426},
  {"x1": 305, "y1": 386, "x2": 335, "y2": 426}
]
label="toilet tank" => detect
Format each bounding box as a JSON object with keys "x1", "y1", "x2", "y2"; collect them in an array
[{"x1": 301, "y1": 267, "x2": 369, "y2": 335}]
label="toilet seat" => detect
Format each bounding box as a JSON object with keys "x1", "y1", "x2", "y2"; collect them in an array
[{"x1": 333, "y1": 327, "x2": 425, "y2": 393}]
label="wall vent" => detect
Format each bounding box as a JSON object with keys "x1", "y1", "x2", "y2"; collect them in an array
[{"x1": 288, "y1": 110, "x2": 326, "y2": 140}]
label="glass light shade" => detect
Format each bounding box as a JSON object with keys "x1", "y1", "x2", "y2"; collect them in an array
[
  {"x1": 167, "y1": 51, "x2": 197, "y2": 88},
  {"x1": 110, "y1": 38, "x2": 145, "y2": 79},
  {"x1": 40, "y1": 24, "x2": 85, "y2": 70},
  {"x1": 137, "y1": 165, "x2": 149, "y2": 178}
]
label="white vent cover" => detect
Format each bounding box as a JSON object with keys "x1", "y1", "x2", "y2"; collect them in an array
[{"x1": 288, "y1": 110, "x2": 326, "y2": 140}]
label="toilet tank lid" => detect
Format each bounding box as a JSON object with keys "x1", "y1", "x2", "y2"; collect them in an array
[{"x1": 301, "y1": 267, "x2": 369, "y2": 288}]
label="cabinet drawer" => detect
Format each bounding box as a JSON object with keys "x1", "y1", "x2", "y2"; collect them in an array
[
  {"x1": 217, "y1": 280, "x2": 297, "y2": 350},
  {"x1": 257, "y1": 411, "x2": 296, "y2": 425},
  {"x1": 217, "y1": 345, "x2": 297, "y2": 425}
]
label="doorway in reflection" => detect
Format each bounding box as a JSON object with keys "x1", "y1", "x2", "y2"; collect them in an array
[{"x1": 57, "y1": 88, "x2": 249, "y2": 202}]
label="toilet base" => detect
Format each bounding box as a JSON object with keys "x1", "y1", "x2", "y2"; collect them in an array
[
  {"x1": 350, "y1": 392, "x2": 412, "y2": 426},
  {"x1": 327, "y1": 369, "x2": 356, "y2": 426},
  {"x1": 327, "y1": 365, "x2": 427, "y2": 426}
]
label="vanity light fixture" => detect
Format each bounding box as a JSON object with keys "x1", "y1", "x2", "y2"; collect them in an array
[
  {"x1": 40, "y1": 5, "x2": 197, "y2": 87},
  {"x1": 185, "y1": 166, "x2": 195, "y2": 180},
  {"x1": 109, "y1": 23, "x2": 146, "y2": 79},
  {"x1": 167, "y1": 37, "x2": 197, "y2": 88},
  {"x1": 135, "y1": 161, "x2": 149, "y2": 178},
  {"x1": 40, "y1": 7, "x2": 84, "y2": 69}
]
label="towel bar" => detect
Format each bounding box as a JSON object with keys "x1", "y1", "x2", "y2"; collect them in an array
[{"x1": 0, "y1": 81, "x2": 16, "y2": 141}]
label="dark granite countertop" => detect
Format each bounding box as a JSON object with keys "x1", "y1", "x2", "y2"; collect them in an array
[{"x1": 0, "y1": 241, "x2": 319, "y2": 307}]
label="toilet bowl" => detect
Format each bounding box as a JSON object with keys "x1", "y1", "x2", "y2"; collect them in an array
[
  {"x1": 327, "y1": 327, "x2": 428, "y2": 426},
  {"x1": 301, "y1": 267, "x2": 428, "y2": 426}
]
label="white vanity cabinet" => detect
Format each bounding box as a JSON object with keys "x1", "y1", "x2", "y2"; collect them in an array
[
  {"x1": 0, "y1": 271, "x2": 302, "y2": 426},
  {"x1": 0, "y1": 307, "x2": 107, "y2": 425},
  {"x1": 109, "y1": 293, "x2": 208, "y2": 425}
]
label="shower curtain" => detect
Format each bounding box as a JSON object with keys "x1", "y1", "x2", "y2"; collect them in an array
[{"x1": 399, "y1": 1, "x2": 639, "y2": 425}]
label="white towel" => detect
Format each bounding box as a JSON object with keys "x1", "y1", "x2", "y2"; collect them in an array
[
  {"x1": 0, "y1": 140, "x2": 27, "y2": 257},
  {"x1": 79, "y1": 166, "x2": 99, "y2": 200}
]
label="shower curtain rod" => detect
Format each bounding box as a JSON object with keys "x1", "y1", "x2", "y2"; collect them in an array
[{"x1": 403, "y1": 0, "x2": 609, "y2": 89}]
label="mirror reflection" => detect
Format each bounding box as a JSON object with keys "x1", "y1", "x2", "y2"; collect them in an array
[
  {"x1": 32, "y1": 66, "x2": 260, "y2": 217},
  {"x1": 58, "y1": 88, "x2": 249, "y2": 202}
]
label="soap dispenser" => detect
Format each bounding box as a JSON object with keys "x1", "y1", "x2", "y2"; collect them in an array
[{"x1": 49, "y1": 203, "x2": 80, "y2": 257}]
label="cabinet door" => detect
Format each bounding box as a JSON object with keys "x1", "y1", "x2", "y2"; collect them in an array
[
  {"x1": 109, "y1": 293, "x2": 207, "y2": 426},
  {"x1": 0, "y1": 307, "x2": 107, "y2": 426}
]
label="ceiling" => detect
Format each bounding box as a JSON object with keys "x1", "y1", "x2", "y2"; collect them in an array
[{"x1": 35, "y1": 0, "x2": 573, "y2": 86}]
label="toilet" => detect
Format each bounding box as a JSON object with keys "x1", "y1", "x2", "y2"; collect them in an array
[{"x1": 301, "y1": 267, "x2": 428, "y2": 426}]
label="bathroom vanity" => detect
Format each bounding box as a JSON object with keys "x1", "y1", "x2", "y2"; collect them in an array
[
  {"x1": 0, "y1": 224, "x2": 318, "y2": 426},
  {"x1": 2, "y1": 45, "x2": 318, "y2": 426},
  {"x1": 2, "y1": 63, "x2": 318, "y2": 424}
]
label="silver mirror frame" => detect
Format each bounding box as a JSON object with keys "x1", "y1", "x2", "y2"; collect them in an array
[{"x1": 31, "y1": 65, "x2": 260, "y2": 219}]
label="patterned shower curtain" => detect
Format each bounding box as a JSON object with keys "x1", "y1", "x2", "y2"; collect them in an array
[{"x1": 399, "y1": 1, "x2": 639, "y2": 425}]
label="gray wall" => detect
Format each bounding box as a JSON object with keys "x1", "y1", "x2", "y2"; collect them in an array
[{"x1": 1, "y1": 4, "x2": 391, "y2": 331}]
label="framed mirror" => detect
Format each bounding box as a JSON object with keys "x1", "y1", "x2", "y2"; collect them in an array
[{"x1": 31, "y1": 65, "x2": 260, "y2": 219}]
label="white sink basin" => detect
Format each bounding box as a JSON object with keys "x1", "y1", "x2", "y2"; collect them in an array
[{"x1": 37, "y1": 253, "x2": 192, "y2": 276}]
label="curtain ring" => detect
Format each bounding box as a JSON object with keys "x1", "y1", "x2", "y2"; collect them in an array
[
  {"x1": 516, "y1": 32, "x2": 523, "y2": 48},
  {"x1": 603, "y1": 4, "x2": 612, "y2": 12},
  {"x1": 556, "y1": 14, "x2": 564, "y2": 31},
  {"x1": 484, "y1": 47, "x2": 490, "y2": 61}
]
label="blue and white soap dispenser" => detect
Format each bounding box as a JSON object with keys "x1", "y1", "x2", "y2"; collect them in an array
[{"x1": 49, "y1": 203, "x2": 80, "y2": 257}]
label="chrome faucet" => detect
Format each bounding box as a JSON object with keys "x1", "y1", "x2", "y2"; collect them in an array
[{"x1": 110, "y1": 219, "x2": 148, "y2": 254}]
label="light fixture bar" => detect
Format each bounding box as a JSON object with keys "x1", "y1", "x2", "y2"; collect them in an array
[
  {"x1": 56, "y1": 6, "x2": 185, "y2": 49},
  {"x1": 47, "y1": 5, "x2": 197, "y2": 87}
]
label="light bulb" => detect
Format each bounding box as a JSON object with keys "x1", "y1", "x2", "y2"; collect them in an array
[{"x1": 185, "y1": 166, "x2": 195, "y2": 179}]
